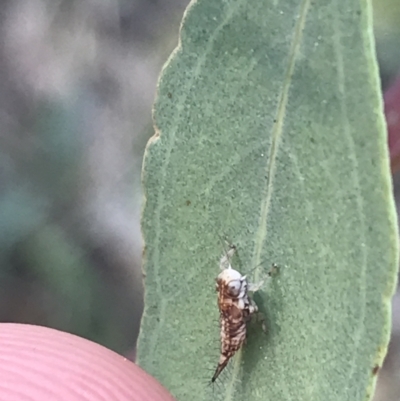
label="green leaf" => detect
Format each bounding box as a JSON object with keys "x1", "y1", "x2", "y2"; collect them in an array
[{"x1": 137, "y1": 0, "x2": 398, "y2": 400}]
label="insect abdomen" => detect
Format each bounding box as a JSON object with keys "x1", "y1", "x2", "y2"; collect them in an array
[{"x1": 212, "y1": 305, "x2": 248, "y2": 382}]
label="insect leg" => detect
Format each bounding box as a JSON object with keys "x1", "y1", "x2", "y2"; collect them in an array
[{"x1": 219, "y1": 244, "x2": 236, "y2": 270}]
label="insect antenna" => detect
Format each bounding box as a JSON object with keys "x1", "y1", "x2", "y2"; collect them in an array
[
  {"x1": 247, "y1": 258, "x2": 279, "y2": 276},
  {"x1": 217, "y1": 233, "x2": 278, "y2": 280}
]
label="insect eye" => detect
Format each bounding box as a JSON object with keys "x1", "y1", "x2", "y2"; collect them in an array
[{"x1": 227, "y1": 280, "x2": 241, "y2": 296}]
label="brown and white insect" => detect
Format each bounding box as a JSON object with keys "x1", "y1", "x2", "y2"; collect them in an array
[{"x1": 211, "y1": 245, "x2": 264, "y2": 382}]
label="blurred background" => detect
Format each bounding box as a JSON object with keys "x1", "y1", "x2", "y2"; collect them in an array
[{"x1": 0, "y1": 0, "x2": 399, "y2": 399}]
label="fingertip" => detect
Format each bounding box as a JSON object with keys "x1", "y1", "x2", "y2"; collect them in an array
[{"x1": 0, "y1": 323, "x2": 175, "y2": 401}]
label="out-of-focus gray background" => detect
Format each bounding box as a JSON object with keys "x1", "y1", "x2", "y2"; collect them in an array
[
  {"x1": 0, "y1": 0, "x2": 189, "y2": 354},
  {"x1": 0, "y1": 0, "x2": 398, "y2": 398}
]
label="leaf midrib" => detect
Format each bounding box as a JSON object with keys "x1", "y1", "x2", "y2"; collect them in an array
[{"x1": 225, "y1": 0, "x2": 312, "y2": 399}]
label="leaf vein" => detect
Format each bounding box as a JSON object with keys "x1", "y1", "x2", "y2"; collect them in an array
[{"x1": 252, "y1": 0, "x2": 312, "y2": 276}]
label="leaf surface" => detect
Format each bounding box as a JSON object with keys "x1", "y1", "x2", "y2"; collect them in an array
[{"x1": 138, "y1": 0, "x2": 398, "y2": 400}]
